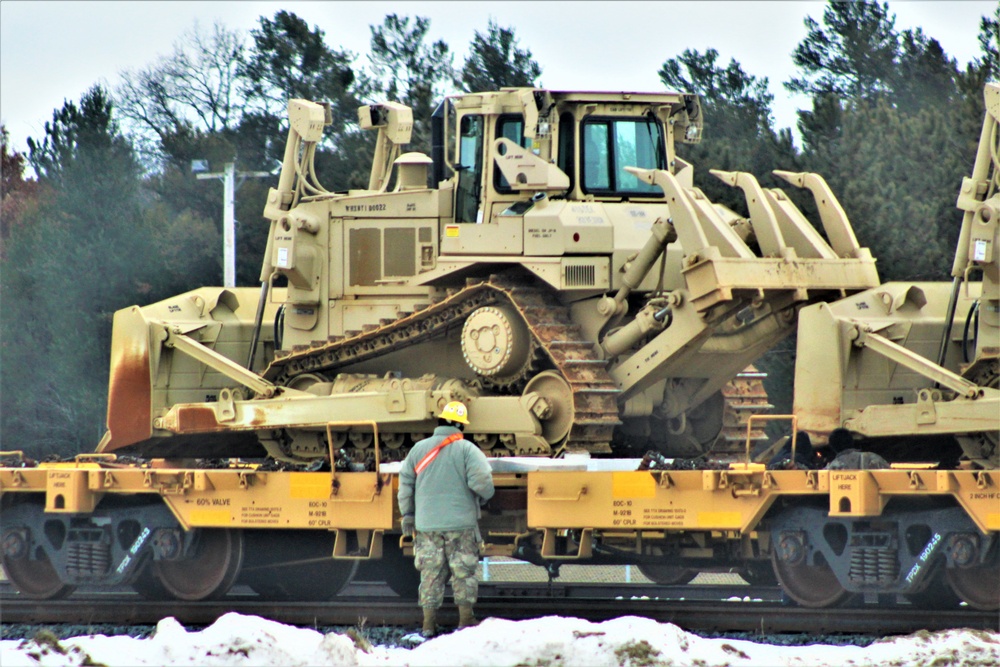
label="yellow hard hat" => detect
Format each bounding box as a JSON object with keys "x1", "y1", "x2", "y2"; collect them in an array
[{"x1": 438, "y1": 400, "x2": 470, "y2": 425}]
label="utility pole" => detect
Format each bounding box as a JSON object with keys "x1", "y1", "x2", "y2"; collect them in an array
[{"x1": 193, "y1": 161, "x2": 271, "y2": 288}]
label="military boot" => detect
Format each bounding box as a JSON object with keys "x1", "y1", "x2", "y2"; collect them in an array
[
  {"x1": 458, "y1": 604, "x2": 479, "y2": 628},
  {"x1": 421, "y1": 607, "x2": 437, "y2": 638}
]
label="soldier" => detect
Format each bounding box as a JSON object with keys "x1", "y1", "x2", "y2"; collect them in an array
[{"x1": 398, "y1": 400, "x2": 495, "y2": 638}]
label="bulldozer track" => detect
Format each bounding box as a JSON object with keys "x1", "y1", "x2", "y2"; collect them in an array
[{"x1": 264, "y1": 275, "x2": 621, "y2": 453}]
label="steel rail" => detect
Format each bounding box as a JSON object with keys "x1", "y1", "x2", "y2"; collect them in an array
[{"x1": 2, "y1": 582, "x2": 995, "y2": 635}]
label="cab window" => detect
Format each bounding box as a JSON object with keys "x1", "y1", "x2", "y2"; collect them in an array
[
  {"x1": 455, "y1": 114, "x2": 484, "y2": 222},
  {"x1": 494, "y1": 115, "x2": 533, "y2": 193},
  {"x1": 581, "y1": 116, "x2": 665, "y2": 196}
]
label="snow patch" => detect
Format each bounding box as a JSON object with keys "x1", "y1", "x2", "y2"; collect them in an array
[{"x1": 2, "y1": 612, "x2": 998, "y2": 666}]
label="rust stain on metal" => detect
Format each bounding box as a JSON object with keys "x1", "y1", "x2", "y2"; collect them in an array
[
  {"x1": 176, "y1": 407, "x2": 225, "y2": 433},
  {"x1": 249, "y1": 407, "x2": 268, "y2": 427},
  {"x1": 101, "y1": 310, "x2": 152, "y2": 452}
]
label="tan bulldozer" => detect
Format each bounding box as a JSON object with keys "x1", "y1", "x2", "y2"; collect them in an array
[
  {"x1": 97, "y1": 87, "x2": 894, "y2": 466},
  {"x1": 794, "y1": 84, "x2": 1000, "y2": 468}
]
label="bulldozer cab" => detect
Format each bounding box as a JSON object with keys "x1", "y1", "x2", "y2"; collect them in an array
[{"x1": 432, "y1": 89, "x2": 701, "y2": 253}]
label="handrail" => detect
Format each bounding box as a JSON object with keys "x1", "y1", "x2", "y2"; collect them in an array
[{"x1": 325, "y1": 420, "x2": 382, "y2": 498}]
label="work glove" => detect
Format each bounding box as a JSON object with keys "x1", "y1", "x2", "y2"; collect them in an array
[{"x1": 401, "y1": 514, "x2": 415, "y2": 538}]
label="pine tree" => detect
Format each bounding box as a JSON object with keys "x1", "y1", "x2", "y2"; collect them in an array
[
  {"x1": 241, "y1": 9, "x2": 358, "y2": 124},
  {"x1": 658, "y1": 48, "x2": 798, "y2": 216},
  {"x1": 978, "y1": 4, "x2": 999, "y2": 82},
  {"x1": 1, "y1": 87, "x2": 218, "y2": 456},
  {"x1": 461, "y1": 20, "x2": 542, "y2": 92},
  {"x1": 240, "y1": 10, "x2": 370, "y2": 195},
  {"x1": 784, "y1": 0, "x2": 978, "y2": 282},
  {"x1": 367, "y1": 14, "x2": 456, "y2": 154},
  {"x1": 785, "y1": 0, "x2": 900, "y2": 101}
]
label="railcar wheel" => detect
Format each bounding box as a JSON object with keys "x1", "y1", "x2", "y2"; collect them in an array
[
  {"x1": 741, "y1": 560, "x2": 779, "y2": 586},
  {"x1": 771, "y1": 548, "x2": 850, "y2": 608},
  {"x1": 0, "y1": 545, "x2": 74, "y2": 600},
  {"x1": 248, "y1": 561, "x2": 359, "y2": 601},
  {"x1": 240, "y1": 530, "x2": 358, "y2": 601},
  {"x1": 130, "y1": 560, "x2": 172, "y2": 600},
  {"x1": 153, "y1": 529, "x2": 244, "y2": 600},
  {"x1": 355, "y1": 539, "x2": 421, "y2": 599},
  {"x1": 946, "y1": 564, "x2": 1000, "y2": 610},
  {"x1": 1, "y1": 497, "x2": 75, "y2": 599},
  {"x1": 905, "y1": 567, "x2": 961, "y2": 610},
  {"x1": 636, "y1": 564, "x2": 697, "y2": 585}
]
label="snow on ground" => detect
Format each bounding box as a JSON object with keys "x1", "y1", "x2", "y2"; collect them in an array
[{"x1": 2, "y1": 612, "x2": 999, "y2": 667}]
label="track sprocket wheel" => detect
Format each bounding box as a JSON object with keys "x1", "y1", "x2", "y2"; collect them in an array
[{"x1": 461, "y1": 305, "x2": 536, "y2": 390}]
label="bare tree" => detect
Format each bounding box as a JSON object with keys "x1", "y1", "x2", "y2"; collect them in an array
[{"x1": 116, "y1": 21, "x2": 247, "y2": 161}]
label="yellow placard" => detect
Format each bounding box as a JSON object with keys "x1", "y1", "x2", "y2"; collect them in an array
[
  {"x1": 190, "y1": 509, "x2": 232, "y2": 525},
  {"x1": 445, "y1": 225, "x2": 460, "y2": 238},
  {"x1": 987, "y1": 513, "x2": 1000, "y2": 531},
  {"x1": 697, "y1": 511, "x2": 742, "y2": 528},
  {"x1": 289, "y1": 472, "x2": 331, "y2": 499},
  {"x1": 611, "y1": 472, "x2": 656, "y2": 499}
]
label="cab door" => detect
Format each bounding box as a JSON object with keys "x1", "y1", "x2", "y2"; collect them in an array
[{"x1": 444, "y1": 113, "x2": 523, "y2": 255}]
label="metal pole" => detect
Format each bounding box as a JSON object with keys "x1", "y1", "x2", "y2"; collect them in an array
[
  {"x1": 197, "y1": 163, "x2": 272, "y2": 292},
  {"x1": 223, "y1": 162, "x2": 236, "y2": 288}
]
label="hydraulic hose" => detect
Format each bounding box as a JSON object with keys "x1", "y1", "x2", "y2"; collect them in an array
[{"x1": 246, "y1": 277, "x2": 272, "y2": 370}]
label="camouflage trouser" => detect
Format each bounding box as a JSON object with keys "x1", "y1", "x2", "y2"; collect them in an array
[{"x1": 413, "y1": 528, "x2": 479, "y2": 609}]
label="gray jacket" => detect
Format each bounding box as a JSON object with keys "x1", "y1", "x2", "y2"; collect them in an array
[{"x1": 398, "y1": 425, "x2": 495, "y2": 532}]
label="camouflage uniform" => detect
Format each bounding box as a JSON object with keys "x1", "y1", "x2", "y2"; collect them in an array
[
  {"x1": 414, "y1": 528, "x2": 480, "y2": 608},
  {"x1": 398, "y1": 424, "x2": 494, "y2": 614}
]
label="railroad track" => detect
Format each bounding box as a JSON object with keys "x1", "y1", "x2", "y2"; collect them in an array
[{"x1": 3, "y1": 582, "x2": 996, "y2": 635}]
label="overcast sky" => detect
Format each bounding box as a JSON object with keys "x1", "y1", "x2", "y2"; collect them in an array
[{"x1": 1, "y1": 1, "x2": 993, "y2": 154}]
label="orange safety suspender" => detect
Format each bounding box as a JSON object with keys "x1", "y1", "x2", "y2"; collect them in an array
[{"x1": 414, "y1": 433, "x2": 463, "y2": 475}]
